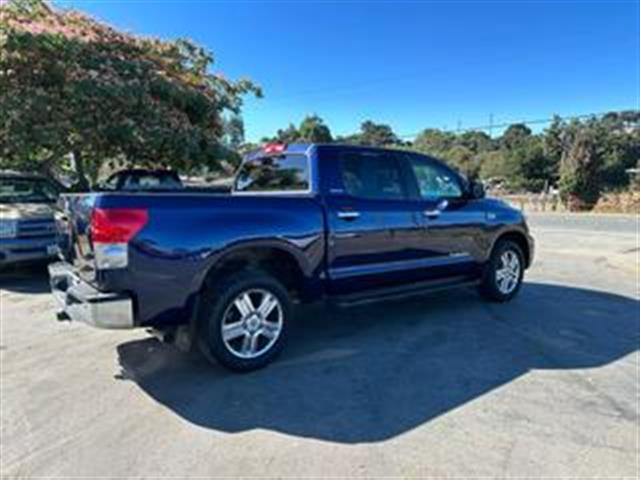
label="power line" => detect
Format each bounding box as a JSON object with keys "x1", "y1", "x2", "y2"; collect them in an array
[{"x1": 394, "y1": 110, "x2": 636, "y2": 139}]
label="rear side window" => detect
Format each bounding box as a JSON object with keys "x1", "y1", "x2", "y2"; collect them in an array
[
  {"x1": 339, "y1": 151, "x2": 406, "y2": 200},
  {"x1": 235, "y1": 154, "x2": 310, "y2": 193}
]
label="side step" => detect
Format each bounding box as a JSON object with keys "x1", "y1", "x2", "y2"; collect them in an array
[{"x1": 332, "y1": 276, "x2": 481, "y2": 308}]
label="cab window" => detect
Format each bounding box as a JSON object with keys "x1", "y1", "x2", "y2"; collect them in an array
[
  {"x1": 339, "y1": 151, "x2": 406, "y2": 200},
  {"x1": 409, "y1": 157, "x2": 463, "y2": 200}
]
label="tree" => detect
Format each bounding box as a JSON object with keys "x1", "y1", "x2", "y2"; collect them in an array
[
  {"x1": 223, "y1": 114, "x2": 245, "y2": 151},
  {"x1": 590, "y1": 113, "x2": 639, "y2": 190},
  {"x1": 274, "y1": 124, "x2": 300, "y2": 143},
  {"x1": 441, "y1": 145, "x2": 479, "y2": 179},
  {"x1": 503, "y1": 137, "x2": 556, "y2": 192},
  {"x1": 558, "y1": 129, "x2": 602, "y2": 209},
  {"x1": 0, "y1": 0, "x2": 260, "y2": 187},
  {"x1": 478, "y1": 150, "x2": 507, "y2": 180},
  {"x1": 457, "y1": 131, "x2": 493, "y2": 154},
  {"x1": 501, "y1": 123, "x2": 532, "y2": 150},
  {"x1": 413, "y1": 129, "x2": 456, "y2": 156},
  {"x1": 356, "y1": 120, "x2": 399, "y2": 147},
  {"x1": 298, "y1": 115, "x2": 333, "y2": 143}
]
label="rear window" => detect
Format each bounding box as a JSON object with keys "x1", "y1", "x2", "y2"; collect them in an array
[{"x1": 234, "y1": 154, "x2": 310, "y2": 193}]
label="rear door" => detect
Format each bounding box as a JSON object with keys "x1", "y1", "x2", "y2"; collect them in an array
[{"x1": 323, "y1": 148, "x2": 427, "y2": 295}]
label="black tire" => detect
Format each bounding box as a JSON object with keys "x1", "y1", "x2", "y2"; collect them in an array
[
  {"x1": 478, "y1": 240, "x2": 525, "y2": 302},
  {"x1": 198, "y1": 269, "x2": 291, "y2": 372}
]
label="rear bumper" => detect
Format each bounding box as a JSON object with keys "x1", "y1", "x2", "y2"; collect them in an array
[
  {"x1": 0, "y1": 236, "x2": 58, "y2": 266},
  {"x1": 48, "y1": 261, "x2": 135, "y2": 329}
]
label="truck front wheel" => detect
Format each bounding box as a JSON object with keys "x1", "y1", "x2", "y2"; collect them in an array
[
  {"x1": 199, "y1": 270, "x2": 291, "y2": 372},
  {"x1": 478, "y1": 240, "x2": 525, "y2": 302}
]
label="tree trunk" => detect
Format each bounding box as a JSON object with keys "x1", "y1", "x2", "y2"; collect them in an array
[
  {"x1": 72, "y1": 150, "x2": 90, "y2": 191},
  {"x1": 38, "y1": 153, "x2": 61, "y2": 184}
]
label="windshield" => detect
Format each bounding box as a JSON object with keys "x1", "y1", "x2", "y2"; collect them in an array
[
  {"x1": 0, "y1": 178, "x2": 58, "y2": 204},
  {"x1": 234, "y1": 154, "x2": 310, "y2": 193}
]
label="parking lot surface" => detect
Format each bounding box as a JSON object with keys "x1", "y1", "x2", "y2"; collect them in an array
[{"x1": 1, "y1": 213, "x2": 638, "y2": 477}]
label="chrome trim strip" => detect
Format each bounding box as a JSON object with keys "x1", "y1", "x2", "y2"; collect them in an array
[{"x1": 337, "y1": 211, "x2": 361, "y2": 220}]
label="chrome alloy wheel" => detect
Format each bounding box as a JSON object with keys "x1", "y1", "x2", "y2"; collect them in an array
[
  {"x1": 221, "y1": 288, "x2": 284, "y2": 359},
  {"x1": 496, "y1": 250, "x2": 521, "y2": 294}
]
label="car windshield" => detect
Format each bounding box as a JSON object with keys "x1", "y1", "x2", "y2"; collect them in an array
[{"x1": 0, "y1": 177, "x2": 58, "y2": 204}]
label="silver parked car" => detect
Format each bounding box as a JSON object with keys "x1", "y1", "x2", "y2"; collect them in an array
[{"x1": 0, "y1": 171, "x2": 62, "y2": 268}]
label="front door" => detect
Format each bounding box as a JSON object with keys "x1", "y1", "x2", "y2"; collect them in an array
[{"x1": 401, "y1": 153, "x2": 484, "y2": 281}]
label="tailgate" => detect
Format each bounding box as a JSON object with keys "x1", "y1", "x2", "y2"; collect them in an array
[{"x1": 56, "y1": 193, "x2": 99, "y2": 282}]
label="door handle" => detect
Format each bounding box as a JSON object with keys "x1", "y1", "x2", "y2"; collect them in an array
[
  {"x1": 423, "y1": 209, "x2": 441, "y2": 218},
  {"x1": 337, "y1": 211, "x2": 360, "y2": 220}
]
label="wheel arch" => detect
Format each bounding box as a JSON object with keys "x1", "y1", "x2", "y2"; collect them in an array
[
  {"x1": 199, "y1": 241, "x2": 311, "y2": 302},
  {"x1": 491, "y1": 230, "x2": 532, "y2": 268}
]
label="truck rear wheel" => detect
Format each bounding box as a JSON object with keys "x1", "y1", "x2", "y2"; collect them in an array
[{"x1": 199, "y1": 270, "x2": 291, "y2": 372}]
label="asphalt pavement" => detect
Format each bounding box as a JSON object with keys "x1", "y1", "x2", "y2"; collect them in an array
[{"x1": 1, "y1": 212, "x2": 637, "y2": 477}]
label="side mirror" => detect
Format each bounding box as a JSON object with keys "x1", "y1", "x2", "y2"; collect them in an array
[{"x1": 469, "y1": 180, "x2": 485, "y2": 199}]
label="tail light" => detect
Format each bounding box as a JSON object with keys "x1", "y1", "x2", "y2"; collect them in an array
[{"x1": 91, "y1": 208, "x2": 148, "y2": 269}]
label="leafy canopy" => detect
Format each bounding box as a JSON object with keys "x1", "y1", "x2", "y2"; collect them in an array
[{"x1": 0, "y1": 0, "x2": 261, "y2": 184}]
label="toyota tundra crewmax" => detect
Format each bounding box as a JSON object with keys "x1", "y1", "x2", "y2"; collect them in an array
[{"x1": 49, "y1": 144, "x2": 534, "y2": 371}]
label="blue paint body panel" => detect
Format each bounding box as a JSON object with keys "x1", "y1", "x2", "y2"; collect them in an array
[{"x1": 57, "y1": 144, "x2": 534, "y2": 327}]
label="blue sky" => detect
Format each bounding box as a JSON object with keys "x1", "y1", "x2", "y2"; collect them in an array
[{"x1": 61, "y1": 0, "x2": 638, "y2": 141}]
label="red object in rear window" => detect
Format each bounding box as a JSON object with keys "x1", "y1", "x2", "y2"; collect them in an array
[{"x1": 91, "y1": 208, "x2": 149, "y2": 244}]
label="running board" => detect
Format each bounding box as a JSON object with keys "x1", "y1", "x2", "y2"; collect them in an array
[{"x1": 331, "y1": 276, "x2": 481, "y2": 308}]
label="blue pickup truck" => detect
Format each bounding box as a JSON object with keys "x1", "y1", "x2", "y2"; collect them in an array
[{"x1": 49, "y1": 144, "x2": 534, "y2": 371}]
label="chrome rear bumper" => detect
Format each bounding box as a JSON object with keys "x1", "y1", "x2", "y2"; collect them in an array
[{"x1": 48, "y1": 261, "x2": 134, "y2": 329}]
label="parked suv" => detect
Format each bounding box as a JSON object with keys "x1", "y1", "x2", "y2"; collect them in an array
[
  {"x1": 0, "y1": 171, "x2": 62, "y2": 267},
  {"x1": 50, "y1": 144, "x2": 534, "y2": 371}
]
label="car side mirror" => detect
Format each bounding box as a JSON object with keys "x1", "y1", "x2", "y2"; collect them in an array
[{"x1": 469, "y1": 180, "x2": 485, "y2": 199}]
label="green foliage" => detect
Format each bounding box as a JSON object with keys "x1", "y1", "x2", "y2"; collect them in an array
[
  {"x1": 500, "y1": 123, "x2": 532, "y2": 150},
  {"x1": 0, "y1": 0, "x2": 260, "y2": 185},
  {"x1": 354, "y1": 120, "x2": 400, "y2": 147},
  {"x1": 440, "y1": 145, "x2": 478, "y2": 179},
  {"x1": 503, "y1": 138, "x2": 556, "y2": 192},
  {"x1": 262, "y1": 114, "x2": 333, "y2": 144},
  {"x1": 558, "y1": 130, "x2": 601, "y2": 209},
  {"x1": 477, "y1": 150, "x2": 506, "y2": 179},
  {"x1": 413, "y1": 129, "x2": 456, "y2": 156},
  {"x1": 298, "y1": 114, "x2": 333, "y2": 143},
  {"x1": 223, "y1": 114, "x2": 245, "y2": 151},
  {"x1": 458, "y1": 131, "x2": 494, "y2": 153}
]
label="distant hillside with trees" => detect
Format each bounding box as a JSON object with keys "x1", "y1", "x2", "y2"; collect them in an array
[
  {"x1": 1, "y1": 1, "x2": 637, "y2": 210},
  {"x1": 260, "y1": 111, "x2": 639, "y2": 210}
]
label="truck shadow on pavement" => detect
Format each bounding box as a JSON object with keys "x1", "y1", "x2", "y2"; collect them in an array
[
  {"x1": 0, "y1": 265, "x2": 51, "y2": 294},
  {"x1": 116, "y1": 282, "x2": 638, "y2": 443}
]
